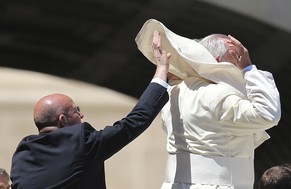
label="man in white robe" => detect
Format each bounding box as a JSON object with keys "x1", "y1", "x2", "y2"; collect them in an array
[{"x1": 135, "y1": 19, "x2": 281, "y2": 189}]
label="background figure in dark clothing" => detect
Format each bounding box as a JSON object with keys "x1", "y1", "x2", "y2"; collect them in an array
[{"x1": 10, "y1": 31, "x2": 171, "y2": 189}]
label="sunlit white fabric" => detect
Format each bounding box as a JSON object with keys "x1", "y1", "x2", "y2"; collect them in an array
[{"x1": 136, "y1": 19, "x2": 281, "y2": 189}]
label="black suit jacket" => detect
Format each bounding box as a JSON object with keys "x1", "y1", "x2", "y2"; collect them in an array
[{"x1": 11, "y1": 83, "x2": 169, "y2": 189}]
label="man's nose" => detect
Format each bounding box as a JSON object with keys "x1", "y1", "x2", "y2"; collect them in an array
[{"x1": 79, "y1": 112, "x2": 84, "y2": 119}]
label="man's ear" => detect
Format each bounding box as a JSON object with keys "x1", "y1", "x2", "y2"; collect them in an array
[{"x1": 59, "y1": 114, "x2": 68, "y2": 128}]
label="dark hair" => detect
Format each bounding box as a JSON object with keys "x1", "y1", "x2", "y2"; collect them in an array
[{"x1": 259, "y1": 163, "x2": 291, "y2": 189}]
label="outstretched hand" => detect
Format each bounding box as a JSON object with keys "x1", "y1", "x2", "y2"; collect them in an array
[
  {"x1": 152, "y1": 31, "x2": 171, "y2": 68},
  {"x1": 152, "y1": 30, "x2": 171, "y2": 81}
]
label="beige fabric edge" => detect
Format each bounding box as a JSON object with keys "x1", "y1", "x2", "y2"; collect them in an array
[{"x1": 135, "y1": 19, "x2": 247, "y2": 95}]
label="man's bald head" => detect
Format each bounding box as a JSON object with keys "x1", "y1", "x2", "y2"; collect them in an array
[{"x1": 33, "y1": 93, "x2": 83, "y2": 131}]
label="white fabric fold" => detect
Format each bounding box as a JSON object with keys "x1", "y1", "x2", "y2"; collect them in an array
[
  {"x1": 135, "y1": 19, "x2": 247, "y2": 95},
  {"x1": 135, "y1": 18, "x2": 272, "y2": 157}
]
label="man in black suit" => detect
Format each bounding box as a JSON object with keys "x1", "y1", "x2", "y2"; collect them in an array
[{"x1": 10, "y1": 31, "x2": 171, "y2": 189}]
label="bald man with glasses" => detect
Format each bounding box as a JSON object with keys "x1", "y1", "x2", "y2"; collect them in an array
[{"x1": 11, "y1": 31, "x2": 171, "y2": 189}]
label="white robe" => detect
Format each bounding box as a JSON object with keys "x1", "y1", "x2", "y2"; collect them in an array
[
  {"x1": 135, "y1": 19, "x2": 281, "y2": 189},
  {"x1": 160, "y1": 66, "x2": 280, "y2": 189}
]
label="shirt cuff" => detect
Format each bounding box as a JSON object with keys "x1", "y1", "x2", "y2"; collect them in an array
[
  {"x1": 151, "y1": 78, "x2": 169, "y2": 89},
  {"x1": 242, "y1": 65, "x2": 257, "y2": 74}
]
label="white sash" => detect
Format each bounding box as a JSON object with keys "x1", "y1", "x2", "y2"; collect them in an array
[{"x1": 164, "y1": 153, "x2": 254, "y2": 189}]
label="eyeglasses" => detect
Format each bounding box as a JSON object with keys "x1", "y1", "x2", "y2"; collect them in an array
[{"x1": 64, "y1": 106, "x2": 81, "y2": 116}]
